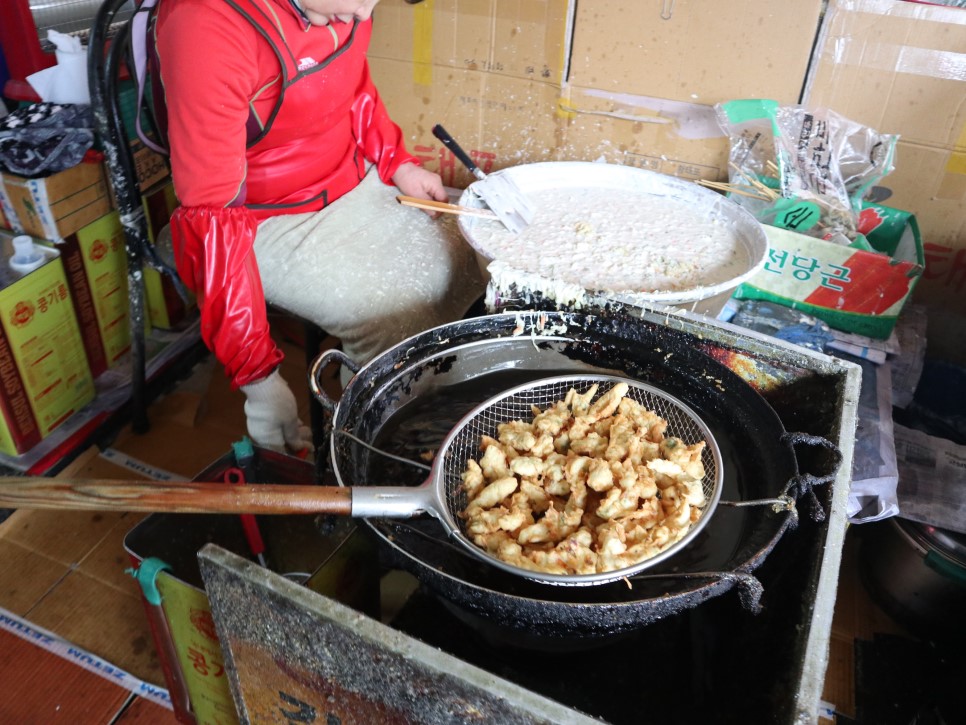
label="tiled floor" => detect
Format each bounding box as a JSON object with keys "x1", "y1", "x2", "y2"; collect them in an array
[
  {"x1": 0, "y1": 323, "x2": 948, "y2": 724},
  {"x1": 0, "y1": 321, "x2": 323, "y2": 723}
]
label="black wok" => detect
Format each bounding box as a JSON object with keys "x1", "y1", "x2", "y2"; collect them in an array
[{"x1": 314, "y1": 311, "x2": 840, "y2": 641}]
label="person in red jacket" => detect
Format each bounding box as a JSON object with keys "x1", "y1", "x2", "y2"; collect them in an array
[{"x1": 156, "y1": 0, "x2": 484, "y2": 453}]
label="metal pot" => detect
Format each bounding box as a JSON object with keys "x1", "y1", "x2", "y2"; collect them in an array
[
  {"x1": 859, "y1": 516, "x2": 966, "y2": 641},
  {"x1": 313, "y1": 310, "x2": 840, "y2": 641}
]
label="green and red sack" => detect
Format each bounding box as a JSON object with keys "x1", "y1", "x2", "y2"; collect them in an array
[{"x1": 733, "y1": 202, "x2": 923, "y2": 339}]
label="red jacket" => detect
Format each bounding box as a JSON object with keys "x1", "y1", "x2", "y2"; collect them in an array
[{"x1": 156, "y1": 0, "x2": 417, "y2": 387}]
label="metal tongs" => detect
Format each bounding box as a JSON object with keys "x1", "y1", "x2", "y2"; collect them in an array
[{"x1": 431, "y1": 124, "x2": 535, "y2": 234}]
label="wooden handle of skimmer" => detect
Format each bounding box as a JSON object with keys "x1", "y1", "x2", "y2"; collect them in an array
[
  {"x1": 0, "y1": 478, "x2": 352, "y2": 515},
  {"x1": 396, "y1": 195, "x2": 496, "y2": 219}
]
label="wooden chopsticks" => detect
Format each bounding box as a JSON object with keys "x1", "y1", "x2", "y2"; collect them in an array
[{"x1": 396, "y1": 195, "x2": 498, "y2": 219}]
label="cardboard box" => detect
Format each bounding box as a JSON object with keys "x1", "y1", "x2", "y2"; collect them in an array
[
  {"x1": 560, "y1": 0, "x2": 825, "y2": 179},
  {"x1": 371, "y1": 58, "x2": 562, "y2": 187},
  {"x1": 371, "y1": 0, "x2": 825, "y2": 187},
  {"x1": 802, "y1": 0, "x2": 966, "y2": 361},
  {"x1": 369, "y1": 0, "x2": 571, "y2": 184},
  {"x1": 0, "y1": 180, "x2": 17, "y2": 231},
  {"x1": 117, "y1": 78, "x2": 172, "y2": 191},
  {"x1": 0, "y1": 233, "x2": 96, "y2": 456},
  {"x1": 0, "y1": 161, "x2": 113, "y2": 241},
  {"x1": 140, "y1": 180, "x2": 195, "y2": 329},
  {"x1": 568, "y1": 0, "x2": 823, "y2": 105},
  {"x1": 369, "y1": 0, "x2": 574, "y2": 85},
  {"x1": 556, "y1": 87, "x2": 728, "y2": 180},
  {"x1": 47, "y1": 212, "x2": 132, "y2": 377},
  {"x1": 734, "y1": 204, "x2": 924, "y2": 339},
  {"x1": 131, "y1": 139, "x2": 170, "y2": 193}
]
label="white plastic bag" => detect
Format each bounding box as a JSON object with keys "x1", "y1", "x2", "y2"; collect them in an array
[
  {"x1": 715, "y1": 99, "x2": 898, "y2": 245},
  {"x1": 26, "y1": 30, "x2": 91, "y2": 105}
]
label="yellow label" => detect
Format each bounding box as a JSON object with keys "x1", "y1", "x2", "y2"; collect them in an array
[
  {"x1": 0, "y1": 405, "x2": 18, "y2": 455},
  {"x1": 142, "y1": 181, "x2": 178, "y2": 244},
  {"x1": 0, "y1": 257, "x2": 95, "y2": 439},
  {"x1": 143, "y1": 267, "x2": 170, "y2": 329},
  {"x1": 157, "y1": 573, "x2": 239, "y2": 725},
  {"x1": 141, "y1": 181, "x2": 193, "y2": 330},
  {"x1": 412, "y1": 0, "x2": 434, "y2": 86},
  {"x1": 74, "y1": 214, "x2": 132, "y2": 364}
]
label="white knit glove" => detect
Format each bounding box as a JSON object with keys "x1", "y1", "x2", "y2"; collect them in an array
[{"x1": 240, "y1": 369, "x2": 312, "y2": 454}]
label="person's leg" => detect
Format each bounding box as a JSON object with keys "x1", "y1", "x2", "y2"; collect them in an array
[{"x1": 253, "y1": 168, "x2": 485, "y2": 365}]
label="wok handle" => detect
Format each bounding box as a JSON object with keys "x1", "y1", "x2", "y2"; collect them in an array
[
  {"x1": 432, "y1": 124, "x2": 486, "y2": 181},
  {"x1": 783, "y1": 432, "x2": 843, "y2": 489},
  {"x1": 0, "y1": 478, "x2": 352, "y2": 515},
  {"x1": 349, "y1": 485, "x2": 438, "y2": 518},
  {"x1": 781, "y1": 431, "x2": 844, "y2": 523},
  {"x1": 309, "y1": 347, "x2": 358, "y2": 411}
]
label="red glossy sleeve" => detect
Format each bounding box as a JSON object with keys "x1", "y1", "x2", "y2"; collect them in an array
[{"x1": 170, "y1": 205, "x2": 283, "y2": 389}]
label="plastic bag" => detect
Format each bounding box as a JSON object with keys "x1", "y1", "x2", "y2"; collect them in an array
[
  {"x1": 25, "y1": 30, "x2": 91, "y2": 106},
  {"x1": 714, "y1": 99, "x2": 898, "y2": 245},
  {"x1": 0, "y1": 102, "x2": 95, "y2": 177}
]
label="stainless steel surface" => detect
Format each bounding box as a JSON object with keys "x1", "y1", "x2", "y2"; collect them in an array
[
  {"x1": 433, "y1": 373, "x2": 724, "y2": 585},
  {"x1": 324, "y1": 371, "x2": 725, "y2": 587},
  {"x1": 465, "y1": 170, "x2": 535, "y2": 234},
  {"x1": 30, "y1": 0, "x2": 134, "y2": 48},
  {"x1": 859, "y1": 516, "x2": 966, "y2": 640},
  {"x1": 432, "y1": 124, "x2": 534, "y2": 233}
]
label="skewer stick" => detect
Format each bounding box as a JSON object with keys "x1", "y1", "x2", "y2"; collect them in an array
[
  {"x1": 728, "y1": 163, "x2": 779, "y2": 200},
  {"x1": 728, "y1": 162, "x2": 779, "y2": 199},
  {"x1": 695, "y1": 179, "x2": 773, "y2": 201},
  {"x1": 396, "y1": 195, "x2": 498, "y2": 219}
]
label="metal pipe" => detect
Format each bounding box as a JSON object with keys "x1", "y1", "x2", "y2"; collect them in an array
[{"x1": 88, "y1": 0, "x2": 150, "y2": 433}]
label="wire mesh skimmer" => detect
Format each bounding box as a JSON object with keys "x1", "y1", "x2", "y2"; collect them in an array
[{"x1": 338, "y1": 374, "x2": 724, "y2": 587}]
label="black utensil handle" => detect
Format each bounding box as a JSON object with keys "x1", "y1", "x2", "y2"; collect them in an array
[{"x1": 432, "y1": 124, "x2": 481, "y2": 177}]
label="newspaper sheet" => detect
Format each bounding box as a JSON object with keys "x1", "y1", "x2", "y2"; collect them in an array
[{"x1": 894, "y1": 423, "x2": 966, "y2": 535}]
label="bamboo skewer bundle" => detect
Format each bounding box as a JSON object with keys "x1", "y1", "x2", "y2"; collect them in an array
[
  {"x1": 694, "y1": 179, "x2": 774, "y2": 201},
  {"x1": 728, "y1": 162, "x2": 780, "y2": 201},
  {"x1": 696, "y1": 161, "x2": 782, "y2": 202}
]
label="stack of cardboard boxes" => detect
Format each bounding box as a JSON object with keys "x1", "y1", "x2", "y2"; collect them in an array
[
  {"x1": 369, "y1": 0, "x2": 964, "y2": 359},
  {"x1": 0, "y1": 141, "x2": 187, "y2": 458},
  {"x1": 0, "y1": 159, "x2": 116, "y2": 457},
  {"x1": 368, "y1": 1, "x2": 824, "y2": 186}
]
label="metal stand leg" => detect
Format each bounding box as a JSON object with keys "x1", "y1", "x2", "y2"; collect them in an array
[
  {"x1": 89, "y1": 1, "x2": 190, "y2": 435},
  {"x1": 89, "y1": 0, "x2": 151, "y2": 433},
  {"x1": 303, "y1": 321, "x2": 332, "y2": 483}
]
